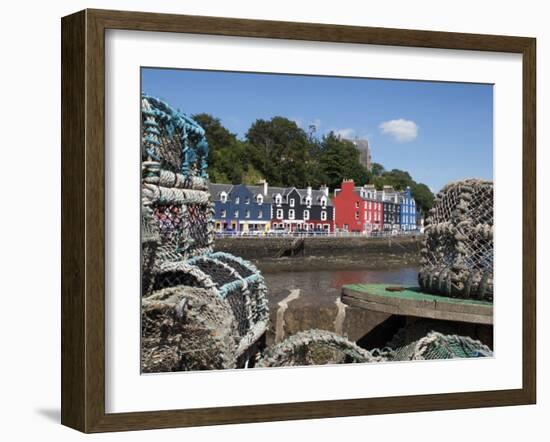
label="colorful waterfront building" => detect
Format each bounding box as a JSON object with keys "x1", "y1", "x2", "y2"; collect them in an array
[
  {"x1": 208, "y1": 183, "x2": 272, "y2": 232},
  {"x1": 355, "y1": 184, "x2": 384, "y2": 232},
  {"x1": 379, "y1": 185, "x2": 401, "y2": 231},
  {"x1": 333, "y1": 179, "x2": 371, "y2": 232},
  {"x1": 269, "y1": 184, "x2": 334, "y2": 232},
  {"x1": 399, "y1": 186, "x2": 417, "y2": 231}
]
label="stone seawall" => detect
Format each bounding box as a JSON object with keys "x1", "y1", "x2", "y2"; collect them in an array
[{"x1": 214, "y1": 235, "x2": 423, "y2": 271}]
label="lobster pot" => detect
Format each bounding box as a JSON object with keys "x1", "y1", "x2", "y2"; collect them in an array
[
  {"x1": 146, "y1": 253, "x2": 268, "y2": 361},
  {"x1": 141, "y1": 286, "x2": 239, "y2": 373},
  {"x1": 140, "y1": 94, "x2": 269, "y2": 369},
  {"x1": 418, "y1": 180, "x2": 493, "y2": 301},
  {"x1": 257, "y1": 330, "x2": 381, "y2": 367},
  {"x1": 140, "y1": 172, "x2": 216, "y2": 297},
  {"x1": 141, "y1": 210, "x2": 161, "y2": 297},
  {"x1": 387, "y1": 331, "x2": 493, "y2": 361},
  {"x1": 141, "y1": 95, "x2": 209, "y2": 177}
]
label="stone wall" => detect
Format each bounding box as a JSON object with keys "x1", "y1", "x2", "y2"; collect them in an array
[{"x1": 215, "y1": 235, "x2": 423, "y2": 263}]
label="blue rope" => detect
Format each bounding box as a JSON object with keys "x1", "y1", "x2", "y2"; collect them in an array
[{"x1": 141, "y1": 93, "x2": 210, "y2": 178}]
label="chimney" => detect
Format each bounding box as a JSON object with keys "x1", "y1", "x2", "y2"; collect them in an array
[
  {"x1": 340, "y1": 179, "x2": 354, "y2": 194},
  {"x1": 307, "y1": 186, "x2": 312, "y2": 196},
  {"x1": 320, "y1": 184, "x2": 330, "y2": 197},
  {"x1": 258, "y1": 179, "x2": 268, "y2": 196}
]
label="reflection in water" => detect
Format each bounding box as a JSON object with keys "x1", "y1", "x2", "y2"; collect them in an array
[{"x1": 264, "y1": 267, "x2": 418, "y2": 302}]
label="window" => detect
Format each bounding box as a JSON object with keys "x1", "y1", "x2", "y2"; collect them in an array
[
  {"x1": 275, "y1": 194, "x2": 282, "y2": 205},
  {"x1": 235, "y1": 197, "x2": 240, "y2": 204},
  {"x1": 245, "y1": 197, "x2": 250, "y2": 204},
  {"x1": 245, "y1": 210, "x2": 250, "y2": 218},
  {"x1": 221, "y1": 209, "x2": 226, "y2": 218},
  {"x1": 304, "y1": 210, "x2": 310, "y2": 220},
  {"x1": 257, "y1": 195, "x2": 263, "y2": 204},
  {"x1": 234, "y1": 210, "x2": 239, "y2": 218},
  {"x1": 321, "y1": 211, "x2": 327, "y2": 221},
  {"x1": 290, "y1": 198, "x2": 295, "y2": 207},
  {"x1": 321, "y1": 197, "x2": 327, "y2": 208},
  {"x1": 220, "y1": 192, "x2": 227, "y2": 203},
  {"x1": 355, "y1": 201, "x2": 359, "y2": 209},
  {"x1": 289, "y1": 209, "x2": 295, "y2": 220},
  {"x1": 258, "y1": 210, "x2": 263, "y2": 219},
  {"x1": 305, "y1": 197, "x2": 312, "y2": 206},
  {"x1": 276, "y1": 209, "x2": 283, "y2": 219},
  {"x1": 355, "y1": 211, "x2": 360, "y2": 220}
]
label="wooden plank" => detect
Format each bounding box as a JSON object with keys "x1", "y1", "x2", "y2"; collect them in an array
[{"x1": 342, "y1": 284, "x2": 493, "y2": 325}]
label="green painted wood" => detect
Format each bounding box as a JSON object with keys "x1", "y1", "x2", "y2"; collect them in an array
[
  {"x1": 341, "y1": 284, "x2": 493, "y2": 325},
  {"x1": 344, "y1": 284, "x2": 493, "y2": 306}
]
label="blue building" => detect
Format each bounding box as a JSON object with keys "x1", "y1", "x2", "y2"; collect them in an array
[
  {"x1": 209, "y1": 183, "x2": 272, "y2": 232},
  {"x1": 399, "y1": 186, "x2": 417, "y2": 231}
]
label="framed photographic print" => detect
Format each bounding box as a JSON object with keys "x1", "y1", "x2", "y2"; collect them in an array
[{"x1": 61, "y1": 9, "x2": 536, "y2": 433}]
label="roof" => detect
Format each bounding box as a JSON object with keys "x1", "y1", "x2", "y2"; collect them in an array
[
  {"x1": 208, "y1": 182, "x2": 332, "y2": 206},
  {"x1": 208, "y1": 183, "x2": 233, "y2": 198}
]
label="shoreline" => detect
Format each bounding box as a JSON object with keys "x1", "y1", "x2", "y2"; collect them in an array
[
  {"x1": 254, "y1": 255, "x2": 420, "y2": 273},
  {"x1": 214, "y1": 235, "x2": 423, "y2": 272}
]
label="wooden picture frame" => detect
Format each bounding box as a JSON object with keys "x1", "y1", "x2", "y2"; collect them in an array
[{"x1": 61, "y1": 8, "x2": 536, "y2": 433}]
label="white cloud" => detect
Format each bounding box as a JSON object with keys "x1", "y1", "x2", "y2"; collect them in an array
[
  {"x1": 379, "y1": 119, "x2": 418, "y2": 142},
  {"x1": 334, "y1": 128, "x2": 356, "y2": 139}
]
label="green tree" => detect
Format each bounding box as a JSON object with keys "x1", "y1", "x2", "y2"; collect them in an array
[
  {"x1": 193, "y1": 113, "x2": 250, "y2": 184},
  {"x1": 318, "y1": 132, "x2": 369, "y2": 189},
  {"x1": 369, "y1": 167, "x2": 434, "y2": 213},
  {"x1": 245, "y1": 117, "x2": 312, "y2": 187},
  {"x1": 379, "y1": 169, "x2": 413, "y2": 190},
  {"x1": 194, "y1": 113, "x2": 434, "y2": 212},
  {"x1": 411, "y1": 182, "x2": 435, "y2": 213},
  {"x1": 371, "y1": 162, "x2": 385, "y2": 177}
]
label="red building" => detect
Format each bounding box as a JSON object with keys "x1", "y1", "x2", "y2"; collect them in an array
[{"x1": 333, "y1": 180, "x2": 383, "y2": 232}]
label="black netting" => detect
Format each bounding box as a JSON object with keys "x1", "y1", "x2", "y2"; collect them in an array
[
  {"x1": 153, "y1": 271, "x2": 201, "y2": 291},
  {"x1": 193, "y1": 259, "x2": 235, "y2": 286},
  {"x1": 185, "y1": 203, "x2": 213, "y2": 253},
  {"x1": 225, "y1": 290, "x2": 250, "y2": 336}
]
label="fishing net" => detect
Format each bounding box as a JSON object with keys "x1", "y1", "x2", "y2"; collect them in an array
[
  {"x1": 141, "y1": 286, "x2": 239, "y2": 372},
  {"x1": 140, "y1": 95, "x2": 269, "y2": 371},
  {"x1": 418, "y1": 179, "x2": 493, "y2": 301},
  {"x1": 381, "y1": 331, "x2": 493, "y2": 360},
  {"x1": 258, "y1": 327, "x2": 492, "y2": 368},
  {"x1": 369, "y1": 321, "x2": 493, "y2": 361},
  {"x1": 257, "y1": 330, "x2": 381, "y2": 367}
]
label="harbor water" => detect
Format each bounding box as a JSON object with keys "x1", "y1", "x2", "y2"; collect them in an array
[{"x1": 260, "y1": 265, "x2": 419, "y2": 345}]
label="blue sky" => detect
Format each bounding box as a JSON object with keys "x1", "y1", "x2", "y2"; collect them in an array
[{"x1": 142, "y1": 68, "x2": 493, "y2": 192}]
